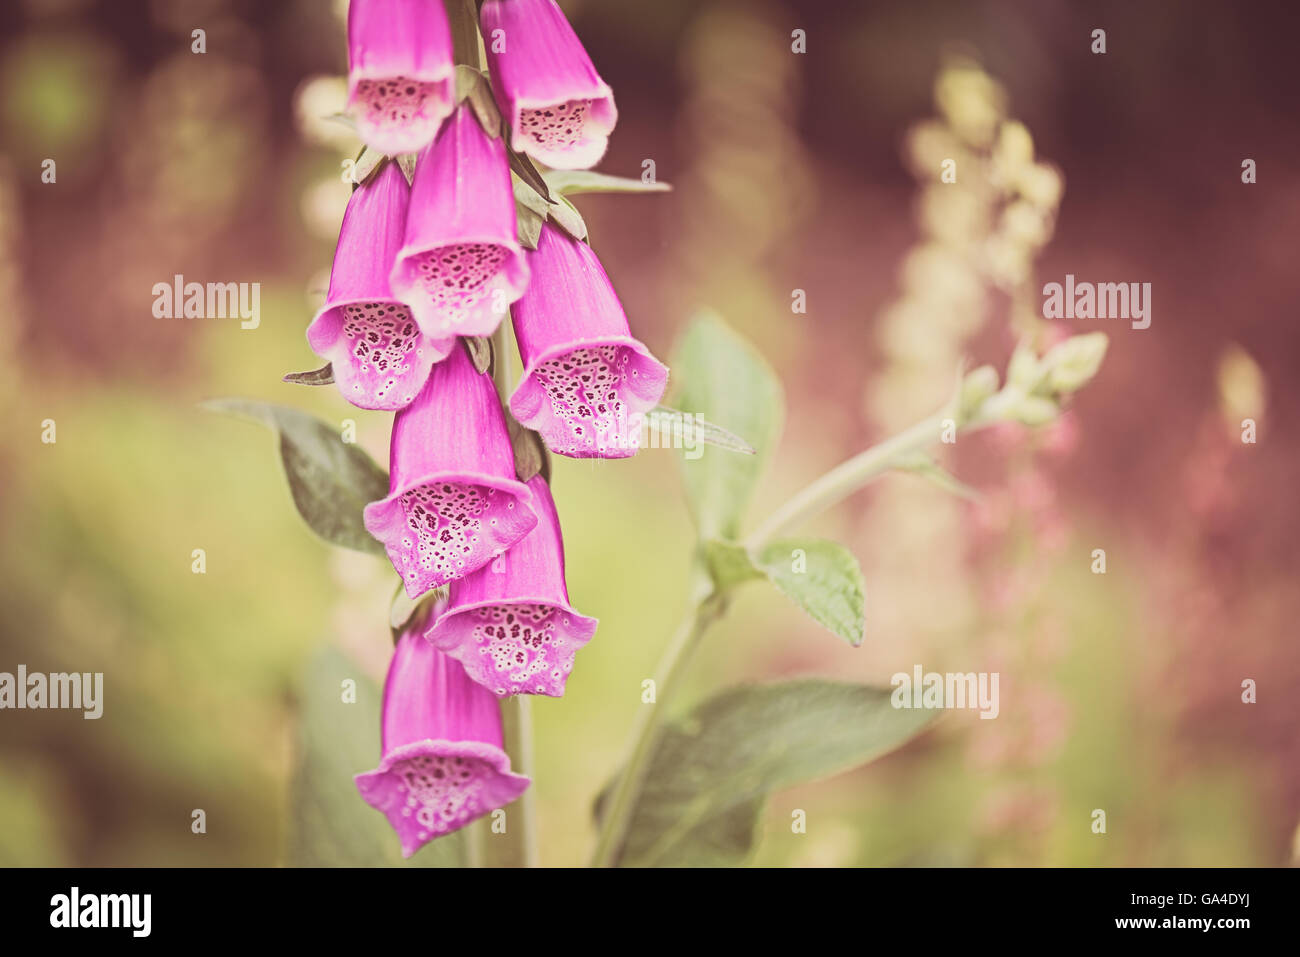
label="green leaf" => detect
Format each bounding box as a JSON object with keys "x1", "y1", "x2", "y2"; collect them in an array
[
  {"x1": 755, "y1": 539, "x2": 866, "y2": 647},
  {"x1": 547, "y1": 194, "x2": 588, "y2": 242},
  {"x1": 506, "y1": 143, "x2": 554, "y2": 203},
  {"x1": 390, "y1": 581, "x2": 443, "y2": 640},
  {"x1": 516, "y1": 203, "x2": 544, "y2": 250},
  {"x1": 397, "y1": 151, "x2": 418, "y2": 182},
  {"x1": 463, "y1": 336, "x2": 492, "y2": 376},
  {"x1": 649, "y1": 404, "x2": 755, "y2": 455},
  {"x1": 542, "y1": 169, "x2": 672, "y2": 196},
  {"x1": 289, "y1": 647, "x2": 466, "y2": 866},
  {"x1": 454, "y1": 65, "x2": 502, "y2": 137},
  {"x1": 506, "y1": 413, "x2": 551, "y2": 484},
  {"x1": 511, "y1": 172, "x2": 551, "y2": 218},
  {"x1": 203, "y1": 398, "x2": 388, "y2": 557},
  {"x1": 350, "y1": 147, "x2": 386, "y2": 190},
  {"x1": 601, "y1": 681, "x2": 935, "y2": 866},
  {"x1": 283, "y1": 363, "x2": 335, "y2": 386},
  {"x1": 512, "y1": 172, "x2": 588, "y2": 242},
  {"x1": 671, "y1": 312, "x2": 783, "y2": 540}
]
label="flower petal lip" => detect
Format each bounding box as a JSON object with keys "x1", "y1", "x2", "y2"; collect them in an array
[
  {"x1": 509, "y1": 224, "x2": 669, "y2": 458},
  {"x1": 425, "y1": 475, "x2": 598, "y2": 697},
  {"x1": 390, "y1": 106, "x2": 529, "y2": 340},
  {"x1": 356, "y1": 632, "x2": 529, "y2": 857},
  {"x1": 356, "y1": 739, "x2": 529, "y2": 857},
  {"x1": 481, "y1": 0, "x2": 618, "y2": 169},
  {"x1": 306, "y1": 302, "x2": 453, "y2": 411},
  {"x1": 364, "y1": 345, "x2": 538, "y2": 599},
  {"x1": 510, "y1": 334, "x2": 669, "y2": 458},
  {"x1": 306, "y1": 162, "x2": 455, "y2": 410},
  {"x1": 347, "y1": 0, "x2": 456, "y2": 155}
]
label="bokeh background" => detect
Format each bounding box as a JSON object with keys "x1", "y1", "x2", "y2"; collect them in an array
[{"x1": 1, "y1": 0, "x2": 1297, "y2": 866}]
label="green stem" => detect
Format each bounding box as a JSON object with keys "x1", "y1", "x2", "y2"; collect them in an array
[
  {"x1": 486, "y1": 317, "x2": 538, "y2": 868},
  {"x1": 744, "y1": 414, "x2": 946, "y2": 548},
  {"x1": 446, "y1": 0, "x2": 482, "y2": 68},
  {"x1": 587, "y1": 391, "x2": 1028, "y2": 866},
  {"x1": 590, "y1": 580, "x2": 724, "y2": 868},
  {"x1": 495, "y1": 695, "x2": 538, "y2": 867},
  {"x1": 464, "y1": 817, "x2": 485, "y2": 868}
]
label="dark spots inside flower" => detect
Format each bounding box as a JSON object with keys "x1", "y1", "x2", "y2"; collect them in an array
[
  {"x1": 398, "y1": 482, "x2": 501, "y2": 585},
  {"x1": 530, "y1": 345, "x2": 634, "y2": 454},
  {"x1": 519, "y1": 99, "x2": 593, "y2": 155},
  {"x1": 354, "y1": 75, "x2": 443, "y2": 139},
  {"x1": 340, "y1": 301, "x2": 423, "y2": 403},
  {"x1": 397, "y1": 752, "x2": 495, "y2": 833},
  {"x1": 409, "y1": 242, "x2": 511, "y2": 332},
  {"x1": 461, "y1": 603, "x2": 581, "y2": 696}
]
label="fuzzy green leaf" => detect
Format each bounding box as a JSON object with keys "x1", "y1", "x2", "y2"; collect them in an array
[
  {"x1": 672, "y1": 312, "x2": 783, "y2": 540},
  {"x1": 203, "y1": 398, "x2": 388, "y2": 557},
  {"x1": 547, "y1": 194, "x2": 588, "y2": 241},
  {"x1": 542, "y1": 169, "x2": 672, "y2": 196},
  {"x1": 649, "y1": 404, "x2": 756, "y2": 455},
  {"x1": 601, "y1": 681, "x2": 934, "y2": 866},
  {"x1": 756, "y1": 539, "x2": 866, "y2": 646},
  {"x1": 516, "y1": 204, "x2": 544, "y2": 250}
]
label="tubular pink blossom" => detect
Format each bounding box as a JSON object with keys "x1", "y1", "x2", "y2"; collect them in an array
[
  {"x1": 356, "y1": 630, "x2": 529, "y2": 857},
  {"x1": 306, "y1": 162, "x2": 453, "y2": 411},
  {"x1": 510, "y1": 224, "x2": 668, "y2": 458},
  {"x1": 390, "y1": 106, "x2": 529, "y2": 339},
  {"x1": 364, "y1": 345, "x2": 538, "y2": 598},
  {"x1": 481, "y1": 0, "x2": 618, "y2": 169},
  {"x1": 347, "y1": 0, "x2": 455, "y2": 155},
  {"x1": 425, "y1": 475, "x2": 597, "y2": 698}
]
